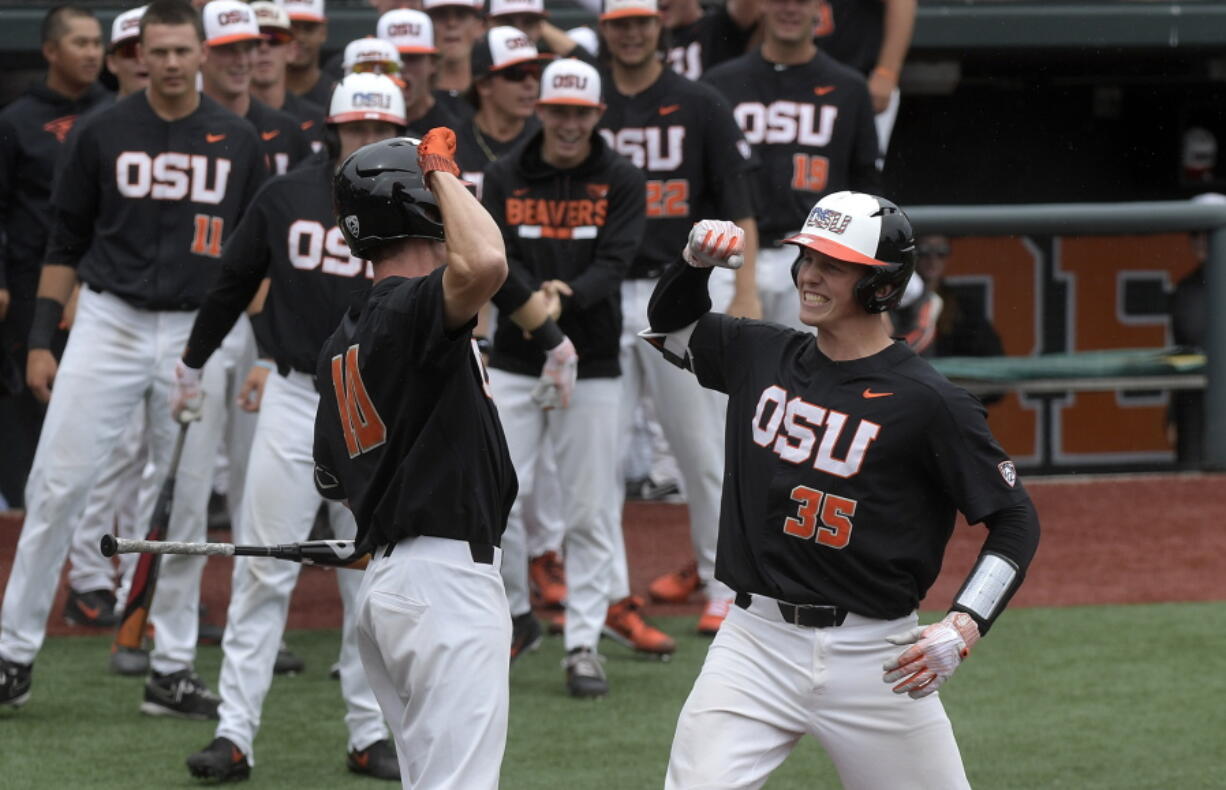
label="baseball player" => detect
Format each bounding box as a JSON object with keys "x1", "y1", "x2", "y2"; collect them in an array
[
  {"x1": 105, "y1": 5, "x2": 151, "y2": 97},
  {"x1": 313, "y1": 130, "x2": 517, "y2": 789},
  {"x1": 0, "y1": 3, "x2": 108, "y2": 521},
  {"x1": 424, "y1": 0, "x2": 485, "y2": 117},
  {"x1": 644, "y1": 194, "x2": 1040, "y2": 789},
  {"x1": 177, "y1": 73, "x2": 405, "y2": 783},
  {"x1": 482, "y1": 58, "x2": 645, "y2": 697},
  {"x1": 703, "y1": 0, "x2": 879, "y2": 331},
  {"x1": 375, "y1": 9, "x2": 461, "y2": 136},
  {"x1": 597, "y1": 0, "x2": 759, "y2": 640},
  {"x1": 249, "y1": 1, "x2": 326, "y2": 153},
  {"x1": 282, "y1": 0, "x2": 336, "y2": 109},
  {"x1": 0, "y1": 0, "x2": 266, "y2": 716},
  {"x1": 485, "y1": 0, "x2": 592, "y2": 63}
]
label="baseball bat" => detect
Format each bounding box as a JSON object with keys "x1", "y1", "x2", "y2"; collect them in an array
[
  {"x1": 100, "y1": 536, "x2": 370, "y2": 570},
  {"x1": 111, "y1": 422, "x2": 189, "y2": 654}
]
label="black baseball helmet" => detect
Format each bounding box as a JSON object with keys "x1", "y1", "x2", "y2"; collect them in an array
[
  {"x1": 786, "y1": 191, "x2": 917, "y2": 314},
  {"x1": 333, "y1": 137, "x2": 444, "y2": 258}
]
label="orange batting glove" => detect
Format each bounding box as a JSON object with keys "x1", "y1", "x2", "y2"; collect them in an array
[
  {"x1": 882, "y1": 612, "x2": 981, "y2": 699},
  {"x1": 418, "y1": 127, "x2": 460, "y2": 183}
]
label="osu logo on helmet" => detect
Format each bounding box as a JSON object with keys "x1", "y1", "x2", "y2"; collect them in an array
[
  {"x1": 804, "y1": 206, "x2": 851, "y2": 235},
  {"x1": 217, "y1": 9, "x2": 251, "y2": 25},
  {"x1": 352, "y1": 92, "x2": 393, "y2": 108}
]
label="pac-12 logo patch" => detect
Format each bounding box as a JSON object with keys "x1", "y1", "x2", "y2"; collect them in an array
[
  {"x1": 344, "y1": 215, "x2": 360, "y2": 237},
  {"x1": 998, "y1": 460, "x2": 1017, "y2": 488}
]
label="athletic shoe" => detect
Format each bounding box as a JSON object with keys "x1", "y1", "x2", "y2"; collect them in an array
[
  {"x1": 186, "y1": 736, "x2": 251, "y2": 782},
  {"x1": 697, "y1": 597, "x2": 733, "y2": 636},
  {"x1": 63, "y1": 587, "x2": 120, "y2": 628},
  {"x1": 563, "y1": 647, "x2": 607, "y2": 698},
  {"x1": 329, "y1": 662, "x2": 341, "y2": 680},
  {"x1": 648, "y1": 560, "x2": 702, "y2": 604},
  {"x1": 347, "y1": 738, "x2": 400, "y2": 780},
  {"x1": 641, "y1": 477, "x2": 683, "y2": 503},
  {"x1": 528, "y1": 550, "x2": 567, "y2": 608},
  {"x1": 510, "y1": 612, "x2": 542, "y2": 664},
  {"x1": 0, "y1": 656, "x2": 32, "y2": 708},
  {"x1": 273, "y1": 643, "x2": 305, "y2": 676},
  {"x1": 110, "y1": 646, "x2": 150, "y2": 676},
  {"x1": 141, "y1": 669, "x2": 221, "y2": 720},
  {"x1": 603, "y1": 596, "x2": 676, "y2": 656}
]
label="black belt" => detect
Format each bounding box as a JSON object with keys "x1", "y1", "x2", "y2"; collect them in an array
[
  {"x1": 382, "y1": 540, "x2": 495, "y2": 565},
  {"x1": 276, "y1": 361, "x2": 318, "y2": 390},
  {"x1": 735, "y1": 592, "x2": 848, "y2": 628}
]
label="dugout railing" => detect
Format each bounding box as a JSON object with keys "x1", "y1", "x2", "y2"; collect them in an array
[{"x1": 907, "y1": 199, "x2": 1226, "y2": 471}]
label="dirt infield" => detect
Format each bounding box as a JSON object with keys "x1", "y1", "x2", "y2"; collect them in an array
[{"x1": 1, "y1": 472, "x2": 1223, "y2": 639}]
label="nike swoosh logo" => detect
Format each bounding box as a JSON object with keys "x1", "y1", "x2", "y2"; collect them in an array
[
  {"x1": 77, "y1": 603, "x2": 101, "y2": 620},
  {"x1": 862, "y1": 388, "x2": 893, "y2": 399},
  {"x1": 659, "y1": 104, "x2": 681, "y2": 116},
  {"x1": 814, "y1": 86, "x2": 836, "y2": 96},
  {"x1": 206, "y1": 133, "x2": 226, "y2": 143},
  {"x1": 300, "y1": 120, "x2": 315, "y2": 131},
  {"x1": 261, "y1": 129, "x2": 280, "y2": 141},
  {"x1": 512, "y1": 188, "x2": 530, "y2": 196}
]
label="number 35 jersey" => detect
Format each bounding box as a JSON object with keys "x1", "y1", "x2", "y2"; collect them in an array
[
  {"x1": 45, "y1": 91, "x2": 266, "y2": 311},
  {"x1": 702, "y1": 49, "x2": 879, "y2": 244},
  {"x1": 688, "y1": 315, "x2": 1030, "y2": 620}
]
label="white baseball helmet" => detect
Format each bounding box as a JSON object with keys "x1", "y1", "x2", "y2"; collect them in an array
[{"x1": 327, "y1": 73, "x2": 407, "y2": 126}]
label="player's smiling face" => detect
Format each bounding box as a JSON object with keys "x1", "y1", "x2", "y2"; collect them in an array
[
  {"x1": 428, "y1": 6, "x2": 483, "y2": 61},
  {"x1": 203, "y1": 40, "x2": 257, "y2": 99},
  {"x1": 538, "y1": 104, "x2": 601, "y2": 168},
  {"x1": 764, "y1": 0, "x2": 820, "y2": 45},
  {"x1": 793, "y1": 248, "x2": 866, "y2": 328},
  {"x1": 600, "y1": 16, "x2": 661, "y2": 69},
  {"x1": 140, "y1": 23, "x2": 205, "y2": 101}
]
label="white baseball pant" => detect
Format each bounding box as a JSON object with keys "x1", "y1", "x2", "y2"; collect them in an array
[
  {"x1": 356, "y1": 536, "x2": 510, "y2": 790},
  {"x1": 487, "y1": 369, "x2": 621, "y2": 651},
  {"x1": 0, "y1": 287, "x2": 224, "y2": 672},
  {"x1": 522, "y1": 436, "x2": 565, "y2": 561},
  {"x1": 214, "y1": 369, "x2": 385, "y2": 762},
  {"x1": 753, "y1": 246, "x2": 810, "y2": 332},
  {"x1": 610, "y1": 277, "x2": 734, "y2": 604},
  {"x1": 666, "y1": 601, "x2": 972, "y2": 790}
]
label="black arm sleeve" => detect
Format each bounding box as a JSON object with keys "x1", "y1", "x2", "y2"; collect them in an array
[
  {"x1": 647, "y1": 259, "x2": 715, "y2": 332},
  {"x1": 950, "y1": 497, "x2": 1040, "y2": 635}
]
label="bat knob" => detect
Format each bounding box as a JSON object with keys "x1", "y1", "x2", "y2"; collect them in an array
[{"x1": 100, "y1": 534, "x2": 118, "y2": 557}]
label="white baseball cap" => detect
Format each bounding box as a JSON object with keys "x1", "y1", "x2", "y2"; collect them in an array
[
  {"x1": 202, "y1": 0, "x2": 263, "y2": 47},
  {"x1": 488, "y1": 0, "x2": 546, "y2": 19},
  {"x1": 423, "y1": 0, "x2": 484, "y2": 14},
  {"x1": 278, "y1": 0, "x2": 326, "y2": 23},
  {"x1": 537, "y1": 58, "x2": 602, "y2": 108},
  {"x1": 250, "y1": 1, "x2": 293, "y2": 43},
  {"x1": 343, "y1": 37, "x2": 403, "y2": 74},
  {"x1": 109, "y1": 5, "x2": 146, "y2": 51},
  {"x1": 327, "y1": 73, "x2": 407, "y2": 126},
  {"x1": 471, "y1": 26, "x2": 549, "y2": 79},
  {"x1": 565, "y1": 26, "x2": 598, "y2": 56},
  {"x1": 377, "y1": 9, "x2": 437, "y2": 55},
  {"x1": 600, "y1": 0, "x2": 659, "y2": 22}
]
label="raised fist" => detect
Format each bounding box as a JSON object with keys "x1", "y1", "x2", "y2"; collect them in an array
[
  {"x1": 683, "y1": 220, "x2": 745, "y2": 270},
  {"x1": 418, "y1": 127, "x2": 460, "y2": 181}
]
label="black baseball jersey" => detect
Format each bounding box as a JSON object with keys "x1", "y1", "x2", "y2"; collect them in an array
[
  {"x1": 703, "y1": 49, "x2": 879, "y2": 243},
  {"x1": 281, "y1": 92, "x2": 327, "y2": 152},
  {"x1": 297, "y1": 72, "x2": 336, "y2": 113},
  {"x1": 685, "y1": 315, "x2": 1030, "y2": 619},
  {"x1": 406, "y1": 100, "x2": 460, "y2": 139},
  {"x1": 433, "y1": 89, "x2": 475, "y2": 124},
  {"x1": 313, "y1": 267, "x2": 518, "y2": 552},
  {"x1": 44, "y1": 91, "x2": 266, "y2": 311},
  {"x1": 814, "y1": 0, "x2": 883, "y2": 77},
  {"x1": 665, "y1": 5, "x2": 755, "y2": 81},
  {"x1": 599, "y1": 67, "x2": 754, "y2": 280},
  {"x1": 482, "y1": 131, "x2": 645, "y2": 379},
  {"x1": 246, "y1": 98, "x2": 313, "y2": 175},
  {"x1": 454, "y1": 116, "x2": 537, "y2": 199},
  {"x1": 0, "y1": 83, "x2": 111, "y2": 288},
  {"x1": 183, "y1": 156, "x2": 371, "y2": 373}
]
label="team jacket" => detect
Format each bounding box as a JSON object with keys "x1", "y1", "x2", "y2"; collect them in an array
[
  {"x1": 44, "y1": 91, "x2": 266, "y2": 311},
  {"x1": 670, "y1": 307, "x2": 1035, "y2": 619},
  {"x1": 184, "y1": 155, "x2": 372, "y2": 374},
  {"x1": 313, "y1": 267, "x2": 518, "y2": 552},
  {"x1": 666, "y1": 5, "x2": 756, "y2": 81},
  {"x1": 703, "y1": 49, "x2": 880, "y2": 242},
  {"x1": 482, "y1": 131, "x2": 645, "y2": 378},
  {"x1": 455, "y1": 116, "x2": 537, "y2": 200},
  {"x1": 599, "y1": 67, "x2": 754, "y2": 279},
  {"x1": 0, "y1": 82, "x2": 111, "y2": 287},
  {"x1": 815, "y1": 0, "x2": 884, "y2": 77},
  {"x1": 247, "y1": 98, "x2": 313, "y2": 175}
]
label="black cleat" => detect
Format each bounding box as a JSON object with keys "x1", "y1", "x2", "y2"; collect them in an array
[
  {"x1": 0, "y1": 657, "x2": 32, "y2": 708},
  {"x1": 347, "y1": 738, "x2": 400, "y2": 780},
  {"x1": 63, "y1": 588, "x2": 120, "y2": 628},
  {"x1": 564, "y1": 647, "x2": 608, "y2": 699},
  {"x1": 187, "y1": 736, "x2": 251, "y2": 782},
  {"x1": 510, "y1": 612, "x2": 542, "y2": 664},
  {"x1": 141, "y1": 669, "x2": 221, "y2": 720},
  {"x1": 273, "y1": 644, "x2": 305, "y2": 676}
]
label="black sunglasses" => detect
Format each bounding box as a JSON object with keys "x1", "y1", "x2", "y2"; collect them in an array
[{"x1": 497, "y1": 64, "x2": 541, "y2": 82}]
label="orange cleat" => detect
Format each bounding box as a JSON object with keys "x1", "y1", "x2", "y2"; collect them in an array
[
  {"x1": 697, "y1": 597, "x2": 732, "y2": 636},
  {"x1": 603, "y1": 596, "x2": 676, "y2": 656},
  {"x1": 648, "y1": 561, "x2": 702, "y2": 604},
  {"x1": 529, "y1": 550, "x2": 567, "y2": 609}
]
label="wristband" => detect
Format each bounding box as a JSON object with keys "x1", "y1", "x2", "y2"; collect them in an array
[
  {"x1": 253, "y1": 359, "x2": 275, "y2": 371},
  {"x1": 29, "y1": 297, "x2": 65, "y2": 350},
  {"x1": 528, "y1": 317, "x2": 565, "y2": 351}
]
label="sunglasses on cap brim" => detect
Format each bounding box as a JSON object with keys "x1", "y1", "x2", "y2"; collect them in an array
[
  {"x1": 351, "y1": 60, "x2": 402, "y2": 75},
  {"x1": 260, "y1": 29, "x2": 294, "y2": 45}
]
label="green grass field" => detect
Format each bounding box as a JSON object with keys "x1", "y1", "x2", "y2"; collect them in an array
[{"x1": 2, "y1": 603, "x2": 1223, "y2": 789}]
